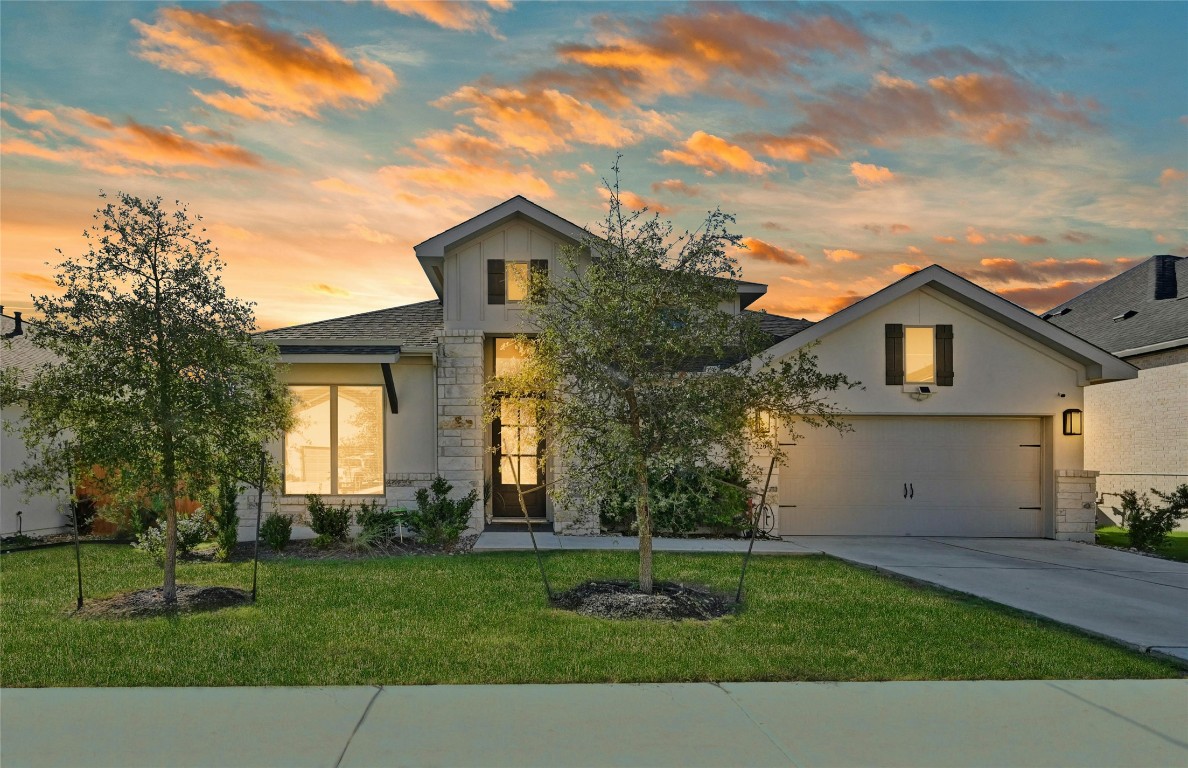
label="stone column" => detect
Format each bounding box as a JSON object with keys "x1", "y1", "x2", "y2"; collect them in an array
[
  {"x1": 1055, "y1": 469, "x2": 1099, "y2": 542},
  {"x1": 437, "y1": 330, "x2": 486, "y2": 532}
]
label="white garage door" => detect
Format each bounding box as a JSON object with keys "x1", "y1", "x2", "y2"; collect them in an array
[{"x1": 778, "y1": 417, "x2": 1043, "y2": 537}]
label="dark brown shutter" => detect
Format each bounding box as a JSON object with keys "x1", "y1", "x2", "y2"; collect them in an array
[
  {"x1": 487, "y1": 259, "x2": 505, "y2": 304},
  {"x1": 936, "y1": 324, "x2": 954, "y2": 386},
  {"x1": 530, "y1": 259, "x2": 548, "y2": 302},
  {"x1": 885, "y1": 324, "x2": 904, "y2": 385}
]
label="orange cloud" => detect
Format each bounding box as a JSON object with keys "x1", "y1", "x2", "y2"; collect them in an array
[
  {"x1": 963, "y1": 257, "x2": 1122, "y2": 285},
  {"x1": 1007, "y1": 233, "x2": 1048, "y2": 245},
  {"x1": 1159, "y1": 168, "x2": 1186, "y2": 186},
  {"x1": 751, "y1": 69, "x2": 1094, "y2": 158},
  {"x1": 13, "y1": 272, "x2": 57, "y2": 289},
  {"x1": 313, "y1": 177, "x2": 369, "y2": 197},
  {"x1": 965, "y1": 226, "x2": 987, "y2": 245},
  {"x1": 659, "y1": 131, "x2": 773, "y2": 176},
  {"x1": 377, "y1": 1, "x2": 511, "y2": 35},
  {"x1": 435, "y1": 85, "x2": 669, "y2": 154},
  {"x1": 823, "y1": 248, "x2": 862, "y2": 262},
  {"x1": 554, "y1": 8, "x2": 869, "y2": 105},
  {"x1": 768, "y1": 293, "x2": 863, "y2": 318},
  {"x1": 933, "y1": 235, "x2": 958, "y2": 244},
  {"x1": 891, "y1": 263, "x2": 922, "y2": 276},
  {"x1": 598, "y1": 188, "x2": 672, "y2": 215},
  {"x1": 133, "y1": 6, "x2": 396, "y2": 121},
  {"x1": 997, "y1": 280, "x2": 1108, "y2": 312},
  {"x1": 741, "y1": 237, "x2": 807, "y2": 267},
  {"x1": 850, "y1": 162, "x2": 895, "y2": 187},
  {"x1": 651, "y1": 178, "x2": 702, "y2": 197},
  {"x1": 310, "y1": 283, "x2": 351, "y2": 297},
  {"x1": 755, "y1": 135, "x2": 840, "y2": 163},
  {"x1": 552, "y1": 169, "x2": 577, "y2": 181},
  {"x1": 1, "y1": 101, "x2": 266, "y2": 176},
  {"x1": 907, "y1": 246, "x2": 924, "y2": 255}
]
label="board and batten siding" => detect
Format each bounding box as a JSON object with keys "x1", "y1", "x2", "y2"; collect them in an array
[{"x1": 443, "y1": 220, "x2": 574, "y2": 334}]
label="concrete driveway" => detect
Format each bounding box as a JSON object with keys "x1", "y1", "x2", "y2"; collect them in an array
[{"x1": 784, "y1": 536, "x2": 1188, "y2": 664}]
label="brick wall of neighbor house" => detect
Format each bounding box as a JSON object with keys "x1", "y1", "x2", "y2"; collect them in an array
[
  {"x1": 437, "y1": 330, "x2": 486, "y2": 531},
  {"x1": 1055, "y1": 469, "x2": 1099, "y2": 542},
  {"x1": 1087, "y1": 360, "x2": 1188, "y2": 527}
]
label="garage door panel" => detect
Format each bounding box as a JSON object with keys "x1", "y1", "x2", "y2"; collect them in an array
[{"x1": 778, "y1": 417, "x2": 1042, "y2": 537}]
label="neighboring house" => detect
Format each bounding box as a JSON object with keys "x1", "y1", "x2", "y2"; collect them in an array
[
  {"x1": 256, "y1": 196, "x2": 1135, "y2": 542},
  {"x1": 1044, "y1": 255, "x2": 1188, "y2": 523},
  {"x1": 1, "y1": 311, "x2": 68, "y2": 536}
]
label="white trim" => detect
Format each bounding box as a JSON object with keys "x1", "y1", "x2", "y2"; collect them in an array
[
  {"x1": 1113, "y1": 337, "x2": 1188, "y2": 358},
  {"x1": 278, "y1": 354, "x2": 400, "y2": 364},
  {"x1": 750, "y1": 265, "x2": 1138, "y2": 383}
]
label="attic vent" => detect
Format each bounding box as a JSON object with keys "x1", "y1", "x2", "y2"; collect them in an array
[
  {"x1": 1151, "y1": 254, "x2": 1178, "y2": 300},
  {"x1": 1112, "y1": 310, "x2": 1138, "y2": 322},
  {"x1": 1042, "y1": 307, "x2": 1072, "y2": 320}
]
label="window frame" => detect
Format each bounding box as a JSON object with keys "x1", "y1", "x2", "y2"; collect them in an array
[{"x1": 283, "y1": 384, "x2": 386, "y2": 497}]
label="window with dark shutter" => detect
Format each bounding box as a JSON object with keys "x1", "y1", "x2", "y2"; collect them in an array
[
  {"x1": 936, "y1": 324, "x2": 954, "y2": 386},
  {"x1": 487, "y1": 259, "x2": 505, "y2": 304},
  {"x1": 885, "y1": 324, "x2": 904, "y2": 385}
]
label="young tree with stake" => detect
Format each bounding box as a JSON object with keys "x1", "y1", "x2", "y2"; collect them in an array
[{"x1": 1, "y1": 193, "x2": 292, "y2": 604}]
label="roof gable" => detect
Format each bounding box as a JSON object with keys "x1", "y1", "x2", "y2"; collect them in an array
[{"x1": 754, "y1": 265, "x2": 1137, "y2": 383}]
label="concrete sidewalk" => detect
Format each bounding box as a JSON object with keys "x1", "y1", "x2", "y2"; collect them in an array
[{"x1": 3, "y1": 681, "x2": 1185, "y2": 767}]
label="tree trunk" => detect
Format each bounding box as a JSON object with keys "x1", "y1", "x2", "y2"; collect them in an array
[
  {"x1": 636, "y1": 460, "x2": 653, "y2": 595},
  {"x1": 162, "y1": 432, "x2": 178, "y2": 604}
]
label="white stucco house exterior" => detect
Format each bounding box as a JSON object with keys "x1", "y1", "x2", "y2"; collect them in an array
[
  {"x1": 1, "y1": 311, "x2": 69, "y2": 537},
  {"x1": 1044, "y1": 255, "x2": 1188, "y2": 525},
  {"x1": 253, "y1": 196, "x2": 1136, "y2": 543}
]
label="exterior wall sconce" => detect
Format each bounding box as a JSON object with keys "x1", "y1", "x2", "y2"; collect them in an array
[{"x1": 1062, "y1": 408, "x2": 1083, "y2": 436}]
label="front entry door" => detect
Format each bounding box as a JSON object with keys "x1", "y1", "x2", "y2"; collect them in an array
[{"x1": 492, "y1": 397, "x2": 545, "y2": 518}]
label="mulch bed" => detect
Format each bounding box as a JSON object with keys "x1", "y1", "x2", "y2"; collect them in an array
[
  {"x1": 551, "y1": 580, "x2": 736, "y2": 621},
  {"x1": 75, "y1": 585, "x2": 252, "y2": 619}
]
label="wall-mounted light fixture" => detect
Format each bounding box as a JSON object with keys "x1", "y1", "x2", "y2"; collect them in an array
[{"x1": 1062, "y1": 408, "x2": 1083, "y2": 436}]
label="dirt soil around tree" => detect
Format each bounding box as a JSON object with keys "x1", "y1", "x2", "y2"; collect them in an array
[
  {"x1": 75, "y1": 585, "x2": 252, "y2": 619},
  {"x1": 551, "y1": 580, "x2": 735, "y2": 621}
]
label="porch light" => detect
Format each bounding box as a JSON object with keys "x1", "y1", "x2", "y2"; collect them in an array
[{"x1": 1062, "y1": 408, "x2": 1083, "y2": 436}]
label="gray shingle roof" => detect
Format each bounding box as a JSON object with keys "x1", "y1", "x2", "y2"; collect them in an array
[
  {"x1": 1044, "y1": 256, "x2": 1188, "y2": 354},
  {"x1": 1, "y1": 314, "x2": 61, "y2": 384},
  {"x1": 745, "y1": 310, "x2": 814, "y2": 344},
  {"x1": 256, "y1": 300, "x2": 443, "y2": 345}
]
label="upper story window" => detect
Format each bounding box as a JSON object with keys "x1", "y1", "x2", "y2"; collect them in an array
[
  {"x1": 904, "y1": 326, "x2": 935, "y2": 384},
  {"x1": 285, "y1": 385, "x2": 384, "y2": 496},
  {"x1": 488, "y1": 258, "x2": 548, "y2": 305},
  {"x1": 886, "y1": 324, "x2": 953, "y2": 387}
]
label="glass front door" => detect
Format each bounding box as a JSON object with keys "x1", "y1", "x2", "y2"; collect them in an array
[{"x1": 492, "y1": 396, "x2": 545, "y2": 518}]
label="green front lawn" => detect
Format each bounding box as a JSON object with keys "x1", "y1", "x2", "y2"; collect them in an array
[
  {"x1": 1096, "y1": 526, "x2": 1188, "y2": 562},
  {"x1": 0, "y1": 545, "x2": 1176, "y2": 687}
]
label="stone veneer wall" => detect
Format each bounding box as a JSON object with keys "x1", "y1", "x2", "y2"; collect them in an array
[
  {"x1": 1055, "y1": 469, "x2": 1098, "y2": 542},
  {"x1": 437, "y1": 330, "x2": 486, "y2": 532}
]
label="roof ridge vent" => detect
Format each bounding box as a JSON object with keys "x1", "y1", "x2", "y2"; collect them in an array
[{"x1": 1151, "y1": 254, "x2": 1178, "y2": 300}]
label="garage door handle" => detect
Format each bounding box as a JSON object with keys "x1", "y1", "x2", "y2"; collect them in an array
[
  {"x1": 903, "y1": 483, "x2": 908, "y2": 499},
  {"x1": 909, "y1": 483, "x2": 914, "y2": 499}
]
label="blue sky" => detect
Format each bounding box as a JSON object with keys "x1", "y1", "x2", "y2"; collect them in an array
[{"x1": 2, "y1": 1, "x2": 1185, "y2": 328}]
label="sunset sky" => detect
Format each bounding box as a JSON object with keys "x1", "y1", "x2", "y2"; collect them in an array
[{"x1": 2, "y1": 1, "x2": 1185, "y2": 329}]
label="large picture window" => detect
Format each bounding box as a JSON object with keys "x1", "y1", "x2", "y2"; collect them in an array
[{"x1": 285, "y1": 386, "x2": 384, "y2": 495}]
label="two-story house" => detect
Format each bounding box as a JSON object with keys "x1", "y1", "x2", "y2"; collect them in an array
[{"x1": 255, "y1": 196, "x2": 1136, "y2": 542}]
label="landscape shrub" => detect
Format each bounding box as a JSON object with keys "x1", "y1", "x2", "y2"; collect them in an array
[
  {"x1": 403, "y1": 476, "x2": 477, "y2": 549},
  {"x1": 210, "y1": 478, "x2": 241, "y2": 561},
  {"x1": 132, "y1": 511, "x2": 210, "y2": 567},
  {"x1": 1114, "y1": 484, "x2": 1188, "y2": 552},
  {"x1": 306, "y1": 494, "x2": 351, "y2": 542},
  {"x1": 600, "y1": 463, "x2": 750, "y2": 535},
  {"x1": 356, "y1": 500, "x2": 403, "y2": 542},
  {"x1": 260, "y1": 514, "x2": 292, "y2": 552}
]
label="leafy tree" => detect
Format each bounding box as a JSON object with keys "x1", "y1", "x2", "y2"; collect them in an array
[
  {"x1": 487, "y1": 165, "x2": 855, "y2": 594},
  {"x1": 1, "y1": 193, "x2": 292, "y2": 603}
]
